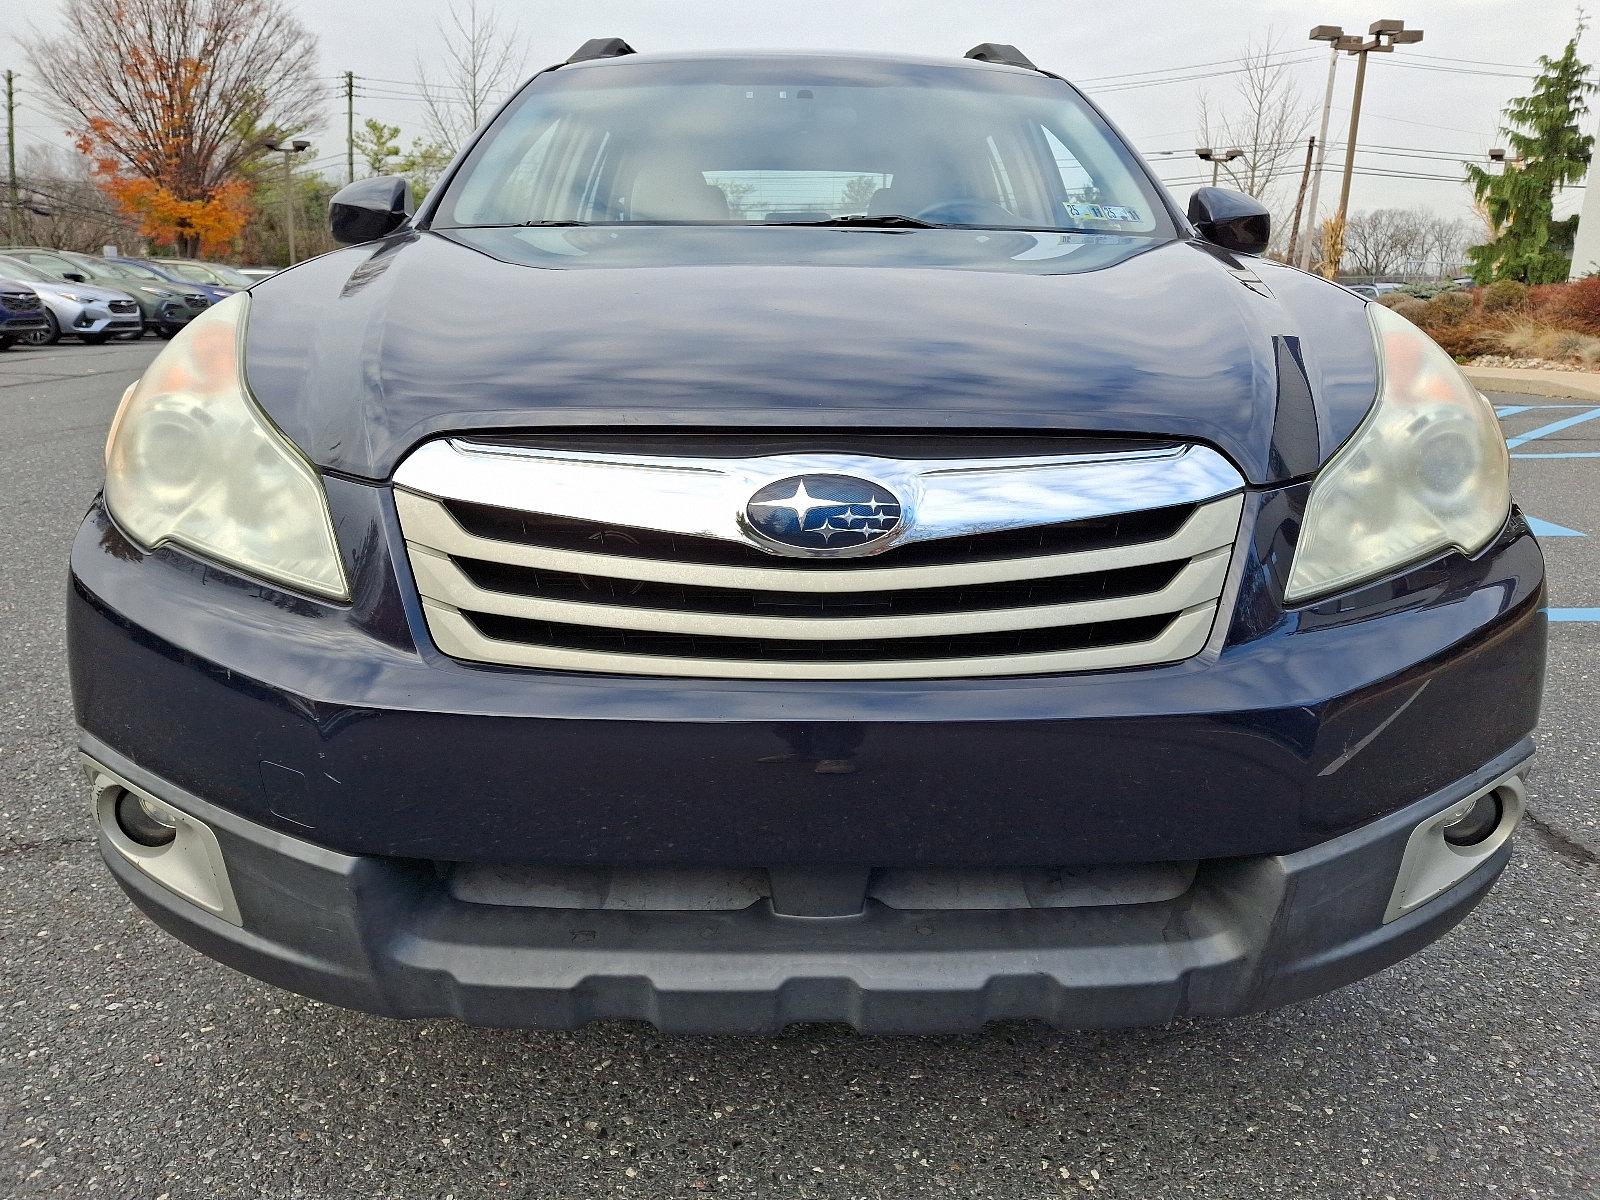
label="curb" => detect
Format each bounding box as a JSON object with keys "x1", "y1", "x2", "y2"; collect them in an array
[{"x1": 1465, "y1": 367, "x2": 1600, "y2": 402}]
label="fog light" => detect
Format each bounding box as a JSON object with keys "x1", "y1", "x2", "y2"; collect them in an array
[
  {"x1": 1441, "y1": 790, "x2": 1503, "y2": 847},
  {"x1": 114, "y1": 789, "x2": 178, "y2": 847}
]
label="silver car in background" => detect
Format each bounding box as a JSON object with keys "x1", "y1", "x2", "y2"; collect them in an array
[{"x1": 0, "y1": 255, "x2": 143, "y2": 345}]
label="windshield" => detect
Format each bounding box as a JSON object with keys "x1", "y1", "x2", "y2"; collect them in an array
[
  {"x1": 160, "y1": 261, "x2": 216, "y2": 283},
  {"x1": 100, "y1": 261, "x2": 166, "y2": 282},
  {"x1": 432, "y1": 57, "x2": 1172, "y2": 236},
  {"x1": 0, "y1": 258, "x2": 50, "y2": 283}
]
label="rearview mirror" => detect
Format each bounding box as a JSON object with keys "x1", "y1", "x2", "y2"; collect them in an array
[
  {"x1": 1187, "y1": 187, "x2": 1270, "y2": 256},
  {"x1": 329, "y1": 176, "x2": 415, "y2": 246}
]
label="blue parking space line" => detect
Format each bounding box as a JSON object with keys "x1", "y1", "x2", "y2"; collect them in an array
[
  {"x1": 1495, "y1": 405, "x2": 1532, "y2": 418},
  {"x1": 1527, "y1": 517, "x2": 1585, "y2": 537},
  {"x1": 1512, "y1": 451, "x2": 1600, "y2": 459},
  {"x1": 1505, "y1": 407, "x2": 1600, "y2": 448},
  {"x1": 1547, "y1": 608, "x2": 1600, "y2": 622}
]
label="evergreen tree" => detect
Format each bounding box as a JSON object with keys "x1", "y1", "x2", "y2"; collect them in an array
[{"x1": 1466, "y1": 24, "x2": 1596, "y2": 282}]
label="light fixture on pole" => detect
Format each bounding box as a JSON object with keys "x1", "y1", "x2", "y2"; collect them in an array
[
  {"x1": 1194, "y1": 147, "x2": 1245, "y2": 187},
  {"x1": 266, "y1": 138, "x2": 312, "y2": 265},
  {"x1": 1297, "y1": 26, "x2": 1367, "y2": 269},
  {"x1": 1333, "y1": 19, "x2": 1424, "y2": 235}
]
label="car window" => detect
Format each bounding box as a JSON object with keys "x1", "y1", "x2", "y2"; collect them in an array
[
  {"x1": 0, "y1": 257, "x2": 51, "y2": 283},
  {"x1": 14, "y1": 251, "x2": 77, "y2": 278},
  {"x1": 433, "y1": 59, "x2": 1172, "y2": 235}
]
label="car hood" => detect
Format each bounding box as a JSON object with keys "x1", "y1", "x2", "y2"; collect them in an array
[
  {"x1": 245, "y1": 226, "x2": 1379, "y2": 484},
  {"x1": 29, "y1": 279, "x2": 135, "y2": 304}
]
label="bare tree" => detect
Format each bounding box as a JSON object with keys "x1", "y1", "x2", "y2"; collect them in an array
[
  {"x1": 27, "y1": 0, "x2": 323, "y2": 253},
  {"x1": 1195, "y1": 36, "x2": 1317, "y2": 228},
  {"x1": 1309, "y1": 208, "x2": 1473, "y2": 279},
  {"x1": 14, "y1": 146, "x2": 138, "y2": 252},
  {"x1": 415, "y1": 1, "x2": 528, "y2": 149}
]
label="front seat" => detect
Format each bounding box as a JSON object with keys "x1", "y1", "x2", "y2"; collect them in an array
[{"x1": 629, "y1": 163, "x2": 731, "y2": 222}]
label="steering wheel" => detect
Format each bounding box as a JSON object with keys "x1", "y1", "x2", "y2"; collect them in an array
[{"x1": 912, "y1": 199, "x2": 1019, "y2": 226}]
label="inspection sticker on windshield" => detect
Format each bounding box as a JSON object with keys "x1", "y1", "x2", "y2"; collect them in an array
[{"x1": 1064, "y1": 202, "x2": 1140, "y2": 223}]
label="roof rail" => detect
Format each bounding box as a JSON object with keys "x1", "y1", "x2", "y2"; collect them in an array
[
  {"x1": 567, "y1": 38, "x2": 636, "y2": 64},
  {"x1": 963, "y1": 43, "x2": 1038, "y2": 71}
]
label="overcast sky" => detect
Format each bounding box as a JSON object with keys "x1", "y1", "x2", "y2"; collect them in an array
[{"x1": 3, "y1": 0, "x2": 1591, "y2": 222}]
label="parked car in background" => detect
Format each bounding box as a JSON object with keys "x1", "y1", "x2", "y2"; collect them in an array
[
  {"x1": 0, "y1": 255, "x2": 143, "y2": 345},
  {"x1": 0, "y1": 277, "x2": 51, "y2": 349},
  {"x1": 154, "y1": 258, "x2": 255, "y2": 292},
  {"x1": 235, "y1": 267, "x2": 279, "y2": 284},
  {"x1": 95, "y1": 256, "x2": 236, "y2": 306},
  {"x1": 0, "y1": 248, "x2": 209, "y2": 338}
]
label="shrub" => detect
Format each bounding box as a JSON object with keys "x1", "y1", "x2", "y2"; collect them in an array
[
  {"x1": 1545, "y1": 276, "x2": 1600, "y2": 335},
  {"x1": 1385, "y1": 296, "x2": 1431, "y2": 323},
  {"x1": 1538, "y1": 327, "x2": 1589, "y2": 359},
  {"x1": 1426, "y1": 291, "x2": 1474, "y2": 323},
  {"x1": 1496, "y1": 318, "x2": 1600, "y2": 363},
  {"x1": 1481, "y1": 279, "x2": 1529, "y2": 314},
  {"x1": 1426, "y1": 323, "x2": 1499, "y2": 359}
]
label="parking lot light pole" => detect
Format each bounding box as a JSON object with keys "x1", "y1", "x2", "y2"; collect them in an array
[
  {"x1": 1334, "y1": 20, "x2": 1424, "y2": 233},
  {"x1": 1298, "y1": 27, "x2": 1367, "y2": 269},
  {"x1": 1195, "y1": 147, "x2": 1244, "y2": 187},
  {"x1": 267, "y1": 139, "x2": 312, "y2": 265}
]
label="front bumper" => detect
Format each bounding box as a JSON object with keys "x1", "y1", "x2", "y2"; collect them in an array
[
  {"x1": 52, "y1": 299, "x2": 141, "y2": 336},
  {"x1": 67, "y1": 475, "x2": 1546, "y2": 1029},
  {"x1": 0, "y1": 311, "x2": 48, "y2": 334},
  {"x1": 86, "y1": 733, "x2": 1532, "y2": 1032}
]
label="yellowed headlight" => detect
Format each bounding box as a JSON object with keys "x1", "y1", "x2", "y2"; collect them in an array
[
  {"x1": 103, "y1": 294, "x2": 349, "y2": 601},
  {"x1": 1285, "y1": 304, "x2": 1510, "y2": 603}
]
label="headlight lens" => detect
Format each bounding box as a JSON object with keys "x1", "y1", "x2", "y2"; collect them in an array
[
  {"x1": 1285, "y1": 303, "x2": 1509, "y2": 603},
  {"x1": 103, "y1": 293, "x2": 349, "y2": 600}
]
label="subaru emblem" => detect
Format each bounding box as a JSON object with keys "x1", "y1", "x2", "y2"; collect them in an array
[{"x1": 743, "y1": 474, "x2": 904, "y2": 556}]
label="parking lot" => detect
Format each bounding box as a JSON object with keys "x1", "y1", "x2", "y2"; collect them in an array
[{"x1": 2, "y1": 338, "x2": 1596, "y2": 1198}]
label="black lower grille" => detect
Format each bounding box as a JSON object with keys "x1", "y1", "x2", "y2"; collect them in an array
[{"x1": 466, "y1": 610, "x2": 1174, "y2": 663}]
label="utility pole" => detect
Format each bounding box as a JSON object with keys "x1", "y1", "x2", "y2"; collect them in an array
[
  {"x1": 1286, "y1": 137, "x2": 1317, "y2": 263},
  {"x1": 267, "y1": 139, "x2": 312, "y2": 265},
  {"x1": 5, "y1": 71, "x2": 18, "y2": 244},
  {"x1": 345, "y1": 72, "x2": 356, "y2": 185},
  {"x1": 1333, "y1": 20, "x2": 1425, "y2": 234},
  {"x1": 1299, "y1": 27, "x2": 1364, "y2": 270}
]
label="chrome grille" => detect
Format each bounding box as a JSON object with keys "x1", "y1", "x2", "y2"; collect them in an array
[{"x1": 394, "y1": 440, "x2": 1244, "y2": 680}]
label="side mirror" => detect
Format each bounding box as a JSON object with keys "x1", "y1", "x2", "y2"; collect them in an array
[
  {"x1": 1187, "y1": 187, "x2": 1270, "y2": 256},
  {"x1": 63, "y1": 272, "x2": 87, "y2": 282},
  {"x1": 329, "y1": 176, "x2": 415, "y2": 245}
]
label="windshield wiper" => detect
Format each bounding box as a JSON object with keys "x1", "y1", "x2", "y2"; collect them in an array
[
  {"x1": 513, "y1": 219, "x2": 592, "y2": 227},
  {"x1": 769, "y1": 214, "x2": 942, "y2": 229}
]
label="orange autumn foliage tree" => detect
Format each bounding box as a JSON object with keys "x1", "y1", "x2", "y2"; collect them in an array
[
  {"x1": 29, "y1": 0, "x2": 322, "y2": 256},
  {"x1": 80, "y1": 128, "x2": 254, "y2": 256}
]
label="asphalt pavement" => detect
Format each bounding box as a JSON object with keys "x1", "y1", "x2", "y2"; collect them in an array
[{"x1": 1, "y1": 337, "x2": 1596, "y2": 1199}]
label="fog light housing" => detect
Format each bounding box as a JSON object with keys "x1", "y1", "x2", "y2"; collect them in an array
[
  {"x1": 86, "y1": 759, "x2": 241, "y2": 926},
  {"x1": 1386, "y1": 772, "x2": 1525, "y2": 922},
  {"x1": 114, "y1": 789, "x2": 178, "y2": 847},
  {"x1": 1440, "y1": 790, "x2": 1502, "y2": 847}
]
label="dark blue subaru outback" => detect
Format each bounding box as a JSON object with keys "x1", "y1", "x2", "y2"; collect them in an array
[{"x1": 69, "y1": 43, "x2": 1546, "y2": 1033}]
